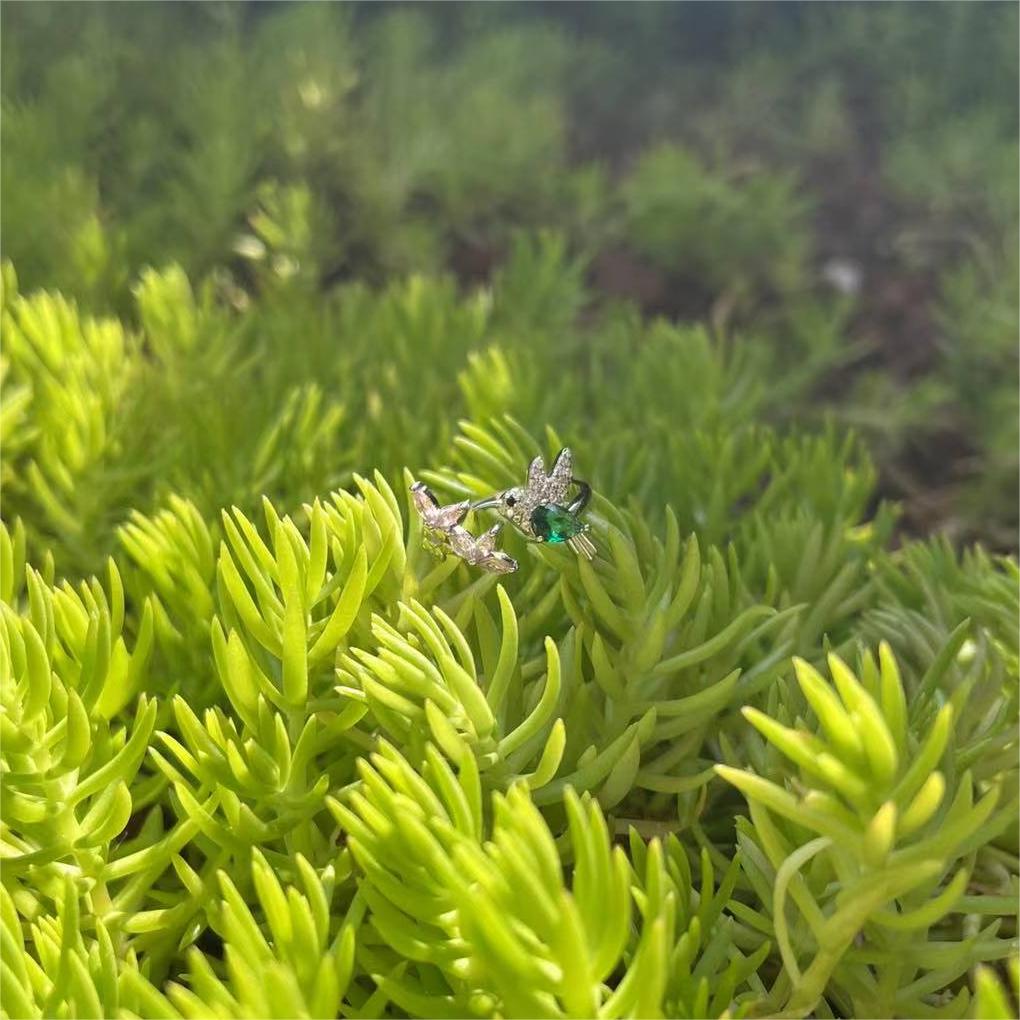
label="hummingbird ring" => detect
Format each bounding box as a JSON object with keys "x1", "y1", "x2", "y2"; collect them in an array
[{"x1": 411, "y1": 448, "x2": 594, "y2": 573}]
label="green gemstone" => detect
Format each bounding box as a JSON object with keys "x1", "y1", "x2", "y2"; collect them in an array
[{"x1": 530, "y1": 503, "x2": 584, "y2": 543}]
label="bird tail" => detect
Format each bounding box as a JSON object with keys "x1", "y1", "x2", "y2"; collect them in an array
[{"x1": 568, "y1": 531, "x2": 596, "y2": 560}]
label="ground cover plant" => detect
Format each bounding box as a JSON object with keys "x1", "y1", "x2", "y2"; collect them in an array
[{"x1": 1, "y1": 3, "x2": 1018, "y2": 1019}]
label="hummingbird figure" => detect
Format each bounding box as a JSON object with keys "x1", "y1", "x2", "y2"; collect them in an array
[
  {"x1": 410, "y1": 482, "x2": 518, "y2": 574},
  {"x1": 472, "y1": 448, "x2": 596, "y2": 560}
]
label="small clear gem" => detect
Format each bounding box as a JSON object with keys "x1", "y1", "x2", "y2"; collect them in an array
[{"x1": 530, "y1": 504, "x2": 584, "y2": 544}]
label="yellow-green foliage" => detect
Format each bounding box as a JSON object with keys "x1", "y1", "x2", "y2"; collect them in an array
[
  {"x1": 1, "y1": 4, "x2": 1017, "y2": 1019},
  {"x1": 2, "y1": 262, "x2": 1017, "y2": 1016}
]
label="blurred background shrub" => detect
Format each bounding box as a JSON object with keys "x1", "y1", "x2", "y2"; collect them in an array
[{"x1": 3, "y1": 1, "x2": 1016, "y2": 560}]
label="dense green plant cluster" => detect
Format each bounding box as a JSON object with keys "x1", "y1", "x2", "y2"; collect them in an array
[
  {"x1": 2, "y1": 245, "x2": 1018, "y2": 1015},
  {"x1": 2, "y1": 3, "x2": 1018, "y2": 1019}
]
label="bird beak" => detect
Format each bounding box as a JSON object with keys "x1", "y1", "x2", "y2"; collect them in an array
[{"x1": 470, "y1": 495, "x2": 502, "y2": 511}]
